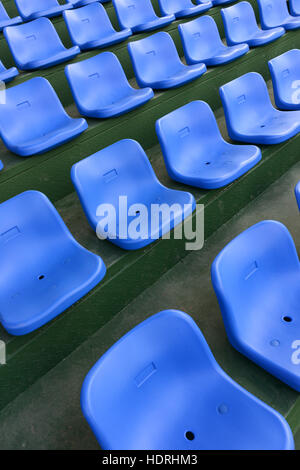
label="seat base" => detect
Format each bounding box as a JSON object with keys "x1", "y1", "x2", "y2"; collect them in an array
[
  {"x1": 175, "y1": 3, "x2": 212, "y2": 18},
  {"x1": 193, "y1": 43, "x2": 249, "y2": 66},
  {"x1": 132, "y1": 15, "x2": 175, "y2": 33},
  {"x1": 80, "y1": 87, "x2": 154, "y2": 118},
  {"x1": 0, "y1": 66, "x2": 19, "y2": 83},
  {"x1": 247, "y1": 28, "x2": 285, "y2": 47},
  {"x1": 78, "y1": 29, "x2": 132, "y2": 51},
  {"x1": 21, "y1": 46, "x2": 80, "y2": 71},
  {"x1": 24, "y1": 5, "x2": 71, "y2": 21},
  {"x1": 146, "y1": 62, "x2": 206, "y2": 89},
  {"x1": 6, "y1": 118, "x2": 88, "y2": 157}
]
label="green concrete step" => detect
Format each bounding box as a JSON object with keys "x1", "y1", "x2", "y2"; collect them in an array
[
  {"x1": 0, "y1": 28, "x2": 298, "y2": 207},
  {"x1": 0, "y1": 100, "x2": 300, "y2": 411},
  {"x1": 0, "y1": 158, "x2": 299, "y2": 450}
]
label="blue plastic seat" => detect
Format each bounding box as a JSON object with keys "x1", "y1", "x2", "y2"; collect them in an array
[
  {"x1": 67, "y1": 0, "x2": 104, "y2": 6},
  {"x1": 71, "y1": 139, "x2": 195, "y2": 250},
  {"x1": 0, "y1": 1, "x2": 22, "y2": 30},
  {"x1": 15, "y1": 0, "x2": 71, "y2": 21},
  {"x1": 221, "y1": 2, "x2": 285, "y2": 47},
  {"x1": 290, "y1": 0, "x2": 300, "y2": 16},
  {"x1": 128, "y1": 32, "x2": 206, "y2": 89},
  {"x1": 268, "y1": 49, "x2": 300, "y2": 110},
  {"x1": 113, "y1": 0, "x2": 175, "y2": 33},
  {"x1": 81, "y1": 309, "x2": 294, "y2": 450},
  {"x1": 0, "y1": 60, "x2": 18, "y2": 83},
  {"x1": 212, "y1": 220, "x2": 300, "y2": 393},
  {"x1": 295, "y1": 181, "x2": 300, "y2": 209},
  {"x1": 212, "y1": 0, "x2": 234, "y2": 4},
  {"x1": 219, "y1": 72, "x2": 300, "y2": 144},
  {"x1": 0, "y1": 190, "x2": 106, "y2": 336},
  {"x1": 0, "y1": 160, "x2": 3, "y2": 171},
  {"x1": 158, "y1": 0, "x2": 212, "y2": 18},
  {"x1": 63, "y1": 3, "x2": 131, "y2": 51},
  {"x1": 179, "y1": 15, "x2": 249, "y2": 66},
  {"x1": 257, "y1": 0, "x2": 300, "y2": 30},
  {"x1": 65, "y1": 52, "x2": 154, "y2": 118},
  {"x1": 4, "y1": 18, "x2": 80, "y2": 71},
  {"x1": 0, "y1": 77, "x2": 87, "y2": 156},
  {"x1": 156, "y1": 101, "x2": 261, "y2": 189}
]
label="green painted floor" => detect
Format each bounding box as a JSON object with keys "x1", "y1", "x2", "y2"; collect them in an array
[{"x1": 0, "y1": 158, "x2": 299, "y2": 450}]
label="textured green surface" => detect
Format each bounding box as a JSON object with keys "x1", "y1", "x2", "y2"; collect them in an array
[{"x1": 0, "y1": 158, "x2": 299, "y2": 450}]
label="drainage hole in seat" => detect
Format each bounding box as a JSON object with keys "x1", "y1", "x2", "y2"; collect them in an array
[
  {"x1": 38, "y1": 275, "x2": 45, "y2": 280},
  {"x1": 283, "y1": 316, "x2": 292, "y2": 323},
  {"x1": 185, "y1": 431, "x2": 195, "y2": 441}
]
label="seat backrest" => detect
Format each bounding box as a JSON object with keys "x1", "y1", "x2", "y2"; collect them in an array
[
  {"x1": 113, "y1": 0, "x2": 157, "y2": 29},
  {"x1": 219, "y1": 72, "x2": 274, "y2": 131},
  {"x1": 156, "y1": 101, "x2": 224, "y2": 171},
  {"x1": 0, "y1": 191, "x2": 76, "y2": 285},
  {"x1": 65, "y1": 52, "x2": 131, "y2": 105},
  {"x1": 4, "y1": 17, "x2": 64, "y2": 62},
  {"x1": 221, "y1": 2, "x2": 259, "y2": 42},
  {"x1": 0, "y1": 1, "x2": 9, "y2": 21},
  {"x1": 0, "y1": 77, "x2": 69, "y2": 144},
  {"x1": 268, "y1": 49, "x2": 300, "y2": 104},
  {"x1": 290, "y1": 0, "x2": 300, "y2": 15},
  {"x1": 257, "y1": 0, "x2": 289, "y2": 28},
  {"x1": 211, "y1": 221, "x2": 300, "y2": 335},
  {"x1": 81, "y1": 309, "x2": 227, "y2": 450},
  {"x1": 128, "y1": 32, "x2": 181, "y2": 81},
  {"x1": 71, "y1": 139, "x2": 158, "y2": 230},
  {"x1": 159, "y1": 0, "x2": 194, "y2": 14},
  {"x1": 63, "y1": 3, "x2": 114, "y2": 44},
  {"x1": 15, "y1": 0, "x2": 60, "y2": 17},
  {"x1": 179, "y1": 16, "x2": 223, "y2": 59}
]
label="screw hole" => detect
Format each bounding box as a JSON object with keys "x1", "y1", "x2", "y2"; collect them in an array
[
  {"x1": 185, "y1": 431, "x2": 195, "y2": 441},
  {"x1": 38, "y1": 275, "x2": 45, "y2": 280},
  {"x1": 205, "y1": 161, "x2": 211, "y2": 165},
  {"x1": 283, "y1": 316, "x2": 292, "y2": 323}
]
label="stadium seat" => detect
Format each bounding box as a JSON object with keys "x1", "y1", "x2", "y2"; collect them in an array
[
  {"x1": 290, "y1": 0, "x2": 300, "y2": 16},
  {"x1": 0, "y1": 60, "x2": 18, "y2": 83},
  {"x1": 179, "y1": 15, "x2": 249, "y2": 66},
  {"x1": 268, "y1": 49, "x2": 300, "y2": 110},
  {"x1": 158, "y1": 0, "x2": 212, "y2": 19},
  {"x1": 81, "y1": 309, "x2": 295, "y2": 450},
  {"x1": 212, "y1": 220, "x2": 300, "y2": 393},
  {"x1": 257, "y1": 0, "x2": 300, "y2": 30},
  {"x1": 71, "y1": 139, "x2": 195, "y2": 250},
  {"x1": 128, "y1": 32, "x2": 206, "y2": 89},
  {"x1": 219, "y1": 72, "x2": 300, "y2": 144},
  {"x1": 4, "y1": 18, "x2": 80, "y2": 71},
  {"x1": 0, "y1": 160, "x2": 3, "y2": 171},
  {"x1": 0, "y1": 77, "x2": 87, "y2": 156},
  {"x1": 113, "y1": 0, "x2": 175, "y2": 33},
  {"x1": 0, "y1": 190, "x2": 106, "y2": 336},
  {"x1": 0, "y1": 1, "x2": 22, "y2": 30},
  {"x1": 65, "y1": 52, "x2": 154, "y2": 118},
  {"x1": 63, "y1": 3, "x2": 131, "y2": 51},
  {"x1": 221, "y1": 2, "x2": 285, "y2": 47},
  {"x1": 156, "y1": 101, "x2": 261, "y2": 189},
  {"x1": 15, "y1": 0, "x2": 71, "y2": 21},
  {"x1": 295, "y1": 181, "x2": 300, "y2": 209}
]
